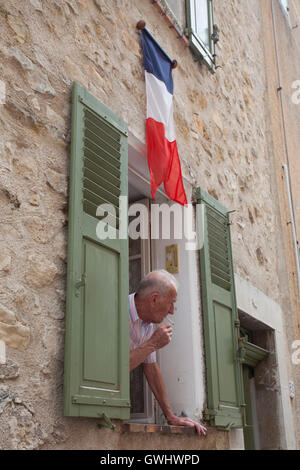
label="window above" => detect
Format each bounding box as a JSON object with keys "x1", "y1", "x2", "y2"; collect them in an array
[
  {"x1": 279, "y1": 0, "x2": 289, "y2": 15},
  {"x1": 164, "y1": 0, "x2": 186, "y2": 27},
  {"x1": 186, "y1": 0, "x2": 217, "y2": 73}
]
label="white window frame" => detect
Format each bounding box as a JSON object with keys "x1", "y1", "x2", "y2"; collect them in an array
[
  {"x1": 186, "y1": 0, "x2": 216, "y2": 72},
  {"x1": 127, "y1": 134, "x2": 206, "y2": 426},
  {"x1": 128, "y1": 198, "x2": 155, "y2": 424},
  {"x1": 279, "y1": 0, "x2": 289, "y2": 15}
]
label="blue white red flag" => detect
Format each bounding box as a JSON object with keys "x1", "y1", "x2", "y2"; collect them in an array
[{"x1": 141, "y1": 29, "x2": 187, "y2": 206}]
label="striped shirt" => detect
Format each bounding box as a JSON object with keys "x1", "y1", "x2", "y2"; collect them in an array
[{"x1": 129, "y1": 293, "x2": 156, "y2": 364}]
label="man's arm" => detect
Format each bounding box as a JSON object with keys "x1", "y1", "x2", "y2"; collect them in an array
[
  {"x1": 130, "y1": 324, "x2": 173, "y2": 372},
  {"x1": 143, "y1": 362, "x2": 207, "y2": 437}
]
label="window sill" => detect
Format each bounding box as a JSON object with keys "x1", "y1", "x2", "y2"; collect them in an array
[{"x1": 122, "y1": 423, "x2": 196, "y2": 435}]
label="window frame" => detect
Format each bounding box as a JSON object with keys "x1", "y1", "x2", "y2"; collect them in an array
[
  {"x1": 186, "y1": 0, "x2": 216, "y2": 73},
  {"x1": 129, "y1": 197, "x2": 155, "y2": 424},
  {"x1": 279, "y1": 0, "x2": 289, "y2": 15}
]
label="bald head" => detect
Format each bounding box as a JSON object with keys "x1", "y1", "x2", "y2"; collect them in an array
[{"x1": 135, "y1": 270, "x2": 178, "y2": 300}]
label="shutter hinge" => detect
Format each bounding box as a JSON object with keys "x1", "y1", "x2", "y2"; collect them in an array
[
  {"x1": 224, "y1": 422, "x2": 235, "y2": 431},
  {"x1": 97, "y1": 413, "x2": 116, "y2": 430}
]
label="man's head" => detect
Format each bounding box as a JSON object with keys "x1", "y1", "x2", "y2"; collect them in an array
[{"x1": 135, "y1": 270, "x2": 178, "y2": 324}]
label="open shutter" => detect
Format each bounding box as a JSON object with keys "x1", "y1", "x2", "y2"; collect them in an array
[
  {"x1": 195, "y1": 188, "x2": 244, "y2": 429},
  {"x1": 64, "y1": 82, "x2": 130, "y2": 419}
]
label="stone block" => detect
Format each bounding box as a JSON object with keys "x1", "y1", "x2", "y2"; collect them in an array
[
  {"x1": 27, "y1": 68, "x2": 56, "y2": 96},
  {"x1": 46, "y1": 169, "x2": 67, "y2": 195},
  {"x1": 0, "y1": 247, "x2": 11, "y2": 273},
  {"x1": 7, "y1": 15, "x2": 29, "y2": 44},
  {"x1": 4, "y1": 47, "x2": 34, "y2": 70},
  {"x1": 0, "y1": 303, "x2": 16, "y2": 325},
  {"x1": 0, "y1": 81, "x2": 6, "y2": 105},
  {"x1": 29, "y1": 0, "x2": 43, "y2": 11},
  {"x1": 13, "y1": 155, "x2": 38, "y2": 180},
  {"x1": 25, "y1": 254, "x2": 58, "y2": 288},
  {"x1": 0, "y1": 322, "x2": 30, "y2": 349},
  {"x1": 0, "y1": 360, "x2": 19, "y2": 380}
]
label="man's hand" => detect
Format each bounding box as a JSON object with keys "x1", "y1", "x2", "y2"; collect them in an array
[
  {"x1": 150, "y1": 324, "x2": 173, "y2": 350},
  {"x1": 167, "y1": 414, "x2": 207, "y2": 436}
]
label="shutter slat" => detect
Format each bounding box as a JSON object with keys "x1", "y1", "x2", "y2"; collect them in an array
[
  {"x1": 84, "y1": 116, "x2": 121, "y2": 150},
  {"x1": 209, "y1": 252, "x2": 230, "y2": 273},
  {"x1": 209, "y1": 249, "x2": 229, "y2": 267},
  {"x1": 83, "y1": 176, "x2": 120, "y2": 208},
  {"x1": 84, "y1": 108, "x2": 121, "y2": 142},
  {"x1": 208, "y1": 232, "x2": 228, "y2": 252},
  {"x1": 83, "y1": 199, "x2": 120, "y2": 228},
  {"x1": 211, "y1": 273, "x2": 231, "y2": 291},
  {"x1": 84, "y1": 136, "x2": 121, "y2": 168},
  {"x1": 84, "y1": 155, "x2": 120, "y2": 185},
  {"x1": 84, "y1": 127, "x2": 121, "y2": 164},
  {"x1": 83, "y1": 188, "x2": 120, "y2": 219},
  {"x1": 84, "y1": 167, "x2": 120, "y2": 198}
]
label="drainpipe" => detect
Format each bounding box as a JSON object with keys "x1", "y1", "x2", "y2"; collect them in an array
[
  {"x1": 271, "y1": 0, "x2": 300, "y2": 297},
  {"x1": 282, "y1": 164, "x2": 300, "y2": 296}
]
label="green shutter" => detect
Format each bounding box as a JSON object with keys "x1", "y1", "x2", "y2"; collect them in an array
[
  {"x1": 195, "y1": 188, "x2": 244, "y2": 429},
  {"x1": 64, "y1": 82, "x2": 130, "y2": 419}
]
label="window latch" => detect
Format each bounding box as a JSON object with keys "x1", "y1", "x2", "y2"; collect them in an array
[
  {"x1": 75, "y1": 273, "x2": 86, "y2": 296},
  {"x1": 211, "y1": 24, "x2": 220, "y2": 44}
]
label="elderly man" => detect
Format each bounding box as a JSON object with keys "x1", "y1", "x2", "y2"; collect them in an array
[{"x1": 129, "y1": 269, "x2": 207, "y2": 436}]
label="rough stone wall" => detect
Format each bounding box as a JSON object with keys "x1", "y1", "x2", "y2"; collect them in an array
[
  {"x1": 261, "y1": 0, "x2": 300, "y2": 447},
  {"x1": 0, "y1": 0, "x2": 294, "y2": 449}
]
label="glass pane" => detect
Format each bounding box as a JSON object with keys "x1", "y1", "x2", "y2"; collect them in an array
[
  {"x1": 165, "y1": 0, "x2": 185, "y2": 26},
  {"x1": 129, "y1": 258, "x2": 141, "y2": 293},
  {"x1": 130, "y1": 365, "x2": 145, "y2": 414},
  {"x1": 129, "y1": 236, "x2": 141, "y2": 257},
  {"x1": 195, "y1": 0, "x2": 210, "y2": 47}
]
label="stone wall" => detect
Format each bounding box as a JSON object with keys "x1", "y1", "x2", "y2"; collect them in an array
[{"x1": 0, "y1": 0, "x2": 296, "y2": 449}]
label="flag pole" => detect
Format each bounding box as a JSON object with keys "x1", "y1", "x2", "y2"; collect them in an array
[{"x1": 136, "y1": 21, "x2": 178, "y2": 69}]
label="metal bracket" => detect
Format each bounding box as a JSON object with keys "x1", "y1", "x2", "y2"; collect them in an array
[
  {"x1": 97, "y1": 413, "x2": 116, "y2": 430},
  {"x1": 75, "y1": 273, "x2": 86, "y2": 297},
  {"x1": 224, "y1": 422, "x2": 235, "y2": 431}
]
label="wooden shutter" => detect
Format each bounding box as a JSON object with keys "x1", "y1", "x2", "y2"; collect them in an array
[
  {"x1": 195, "y1": 188, "x2": 244, "y2": 429},
  {"x1": 64, "y1": 82, "x2": 130, "y2": 419}
]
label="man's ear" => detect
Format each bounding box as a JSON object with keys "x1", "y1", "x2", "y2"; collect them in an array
[{"x1": 149, "y1": 291, "x2": 159, "y2": 306}]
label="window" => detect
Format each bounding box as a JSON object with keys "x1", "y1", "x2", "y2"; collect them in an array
[
  {"x1": 64, "y1": 83, "x2": 244, "y2": 430},
  {"x1": 129, "y1": 198, "x2": 155, "y2": 423},
  {"x1": 279, "y1": 0, "x2": 289, "y2": 15},
  {"x1": 186, "y1": 0, "x2": 216, "y2": 72},
  {"x1": 164, "y1": 0, "x2": 186, "y2": 27}
]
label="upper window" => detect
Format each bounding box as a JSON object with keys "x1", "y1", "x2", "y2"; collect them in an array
[
  {"x1": 164, "y1": 0, "x2": 186, "y2": 27},
  {"x1": 279, "y1": 0, "x2": 289, "y2": 15},
  {"x1": 186, "y1": 0, "x2": 216, "y2": 72}
]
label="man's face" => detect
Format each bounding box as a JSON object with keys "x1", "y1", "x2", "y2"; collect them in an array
[{"x1": 149, "y1": 285, "x2": 177, "y2": 324}]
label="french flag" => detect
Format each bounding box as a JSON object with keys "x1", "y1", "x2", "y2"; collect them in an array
[{"x1": 141, "y1": 29, "x2": 187, "y2": 206}]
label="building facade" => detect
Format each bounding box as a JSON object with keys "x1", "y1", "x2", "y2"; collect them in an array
[{"x1": 0, "y1": 0, "x2": 299, "y2": 450}]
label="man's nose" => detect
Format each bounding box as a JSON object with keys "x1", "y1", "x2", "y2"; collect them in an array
[{"x1": 169, "y1": 304, "x2": 174, "y2": 314}]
